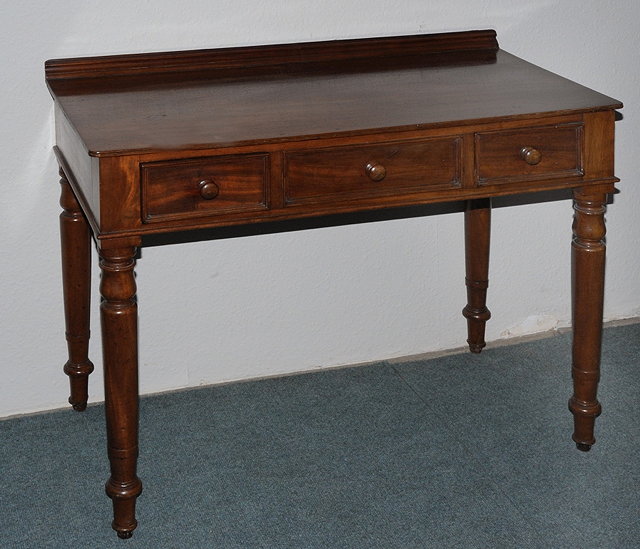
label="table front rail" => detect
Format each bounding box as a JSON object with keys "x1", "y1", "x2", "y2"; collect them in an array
[{"x1": 54, "y1": 112, "x2": 616, "y2": 241}]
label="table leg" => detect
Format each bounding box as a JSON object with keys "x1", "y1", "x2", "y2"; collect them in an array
[
  {"x1": 59, "y1": 168, "x2": 94, "y2": 411},
  {"x1": 569, "y1": 187, "x2": 607, "y2": 451},
  {"x1": 99, "y1": 241, "x2": 143, "y2": 538},
  {"x1": 463, "y1": 198, "x2": 492, "y2": 353}
]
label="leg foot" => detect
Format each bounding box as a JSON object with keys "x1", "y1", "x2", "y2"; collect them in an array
[
  {"x1": 575, "y1": 442, "x2": 592, "y2": 452},
  {"x1": 71, "y1": 401, "x2": 88, "y2": 412},
  {"x1": 467, "y1": 342, "x2": 486, "y2": 354},
  {"x1": 64, "y1": 359, "x2": 95, "y2": 411}
]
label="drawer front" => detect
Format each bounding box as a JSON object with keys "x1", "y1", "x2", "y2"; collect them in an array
[
  {"x1": 475, "y1": 124, "x2": 583, "y2": 184},
  {"x1": 141, "y1": 154, "x2": 268, "y2": 222},
  {"x1": 284, "y1": 138, "x2": 461, "y2": 205}
]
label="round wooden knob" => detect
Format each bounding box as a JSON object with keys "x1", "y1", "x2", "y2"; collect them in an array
[
  {"x1": 520, "y1": 146, "x2": 542, "y2": 165},
  {"x1": 198, "y1": 179, "x2": 219, "y2": 199},
  {"x1": 365, "y1": 161, "x2": 387, "y2": 181}
]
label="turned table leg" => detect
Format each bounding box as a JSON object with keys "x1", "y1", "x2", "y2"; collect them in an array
[
  {"x1": 569, "y1": 188, "x2": 608, "y2": 451},
  {"x1": 59, "y1": 168, "x2": 94, "y2": 411},
  {"x1": 463, "y1": 198, "x2": 492, "y2": 353},
  {"x1": 99, "y1": 241, "x2": 143, "y2": 538}
]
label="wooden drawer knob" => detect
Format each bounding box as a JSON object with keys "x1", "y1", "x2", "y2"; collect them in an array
[
  {"x1": 520, "y1": 146, "x2": 542, "y2": 165},
  {"x1": 198, "y1": 179, "x2": 219, "y2": 199},
  {"x1": 365, "y1": 161, "x2": 387, "y2": 181}
]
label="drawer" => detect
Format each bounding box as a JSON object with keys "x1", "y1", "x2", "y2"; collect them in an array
[
  {"x1": 475, "y1": 124, "x2": 583, "y2": 184},
  {"x1": 284, "y1": 138, "x2": 461, "y2": 205},
  {"x1": 141, "y1": 154, "x2": 269, "y2": 222}
]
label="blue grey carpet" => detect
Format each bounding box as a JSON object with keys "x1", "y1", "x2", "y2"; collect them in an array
[{"x1": 2, "y1": 323, "x2": 639, "y2": 548}]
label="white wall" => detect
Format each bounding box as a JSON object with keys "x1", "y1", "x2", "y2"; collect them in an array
[{"x1": 1, "y1": 1, "x2": 638, "y2": 417}]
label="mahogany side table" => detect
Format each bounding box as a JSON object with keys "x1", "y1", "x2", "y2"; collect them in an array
[{"x1": 45, "y1": 30, "x2": 622, "y2": 538}]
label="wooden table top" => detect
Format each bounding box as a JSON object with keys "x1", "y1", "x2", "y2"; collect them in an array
[{"x1": 46, "y1": 30, "x2": 621, "y2": 157}]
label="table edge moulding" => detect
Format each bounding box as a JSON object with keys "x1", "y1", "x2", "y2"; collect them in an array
[{"x1": 45, "y1": 29, "x2": 623, "y2": 538}]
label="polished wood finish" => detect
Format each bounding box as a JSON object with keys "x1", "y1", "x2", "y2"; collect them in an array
[
  {"x1": 44, "y1": 32, "x2": 619, "y2": 159},
  {"x1": 463, "y1": 198, "x2": 492, "y2": 353},
  {"x1": 99, "y1": 240, "x2": 142, "y2": 539},
  {"x1": 44, "y1": 30, "x2": 499, "y2": 83},
  {"x1": 141, "y1": 154, "x2": 269, "y2": 222},
  {"x1": 520, "y1": 146, "x2": 542, "y2": 166},
  {"x1": 569, "y1": 187, "x2": 608, "y2": 451},
  {"x1": 59, "y1": 170, "x2": 94, "y2": 410},
  {"x1": 475, "y1": 123, "x2": 582, "y2": 183},
  {"x1": 284, "y1": 138, "x2": 461, "y2": 205},
  {"x1": 46, "y1": 31, "x2": 621, "y2": 537}
]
